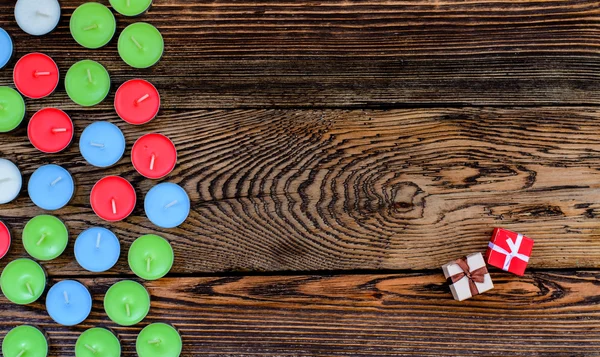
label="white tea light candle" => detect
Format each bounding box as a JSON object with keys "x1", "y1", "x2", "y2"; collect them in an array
[
  {"x1": 0, "y1": 159, "x2": 22, "y2": 204},
  {"x1": 14, "y1": 0, "x2": 61, "y2": 36}
]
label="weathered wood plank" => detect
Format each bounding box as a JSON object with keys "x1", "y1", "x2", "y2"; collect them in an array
[
  {"x1": 2, "y1": 272, "x2": 600, "y2": 356},
  {"x1": 1, "y1": 0, "x2": 600, "y2": 108},
  {"x1": 1, "y1": 107, "x2": 600, "y2": 274}
]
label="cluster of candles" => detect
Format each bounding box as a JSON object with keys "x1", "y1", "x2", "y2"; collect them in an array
[{"x1": 0, "y1": 1, "x2": 187, "y2": 356}]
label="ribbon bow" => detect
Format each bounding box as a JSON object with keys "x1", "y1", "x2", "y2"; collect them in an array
[
  {"x1": 450, "y1": 256, "x2": 487, "y2": 297},
  {"x1": 488, "y1": 233, "x2": 529, "y2": 271}
]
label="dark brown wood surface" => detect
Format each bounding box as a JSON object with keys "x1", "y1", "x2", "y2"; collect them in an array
[{"x1": 2, "y1": 0, "x2": 600, "y2": 355}]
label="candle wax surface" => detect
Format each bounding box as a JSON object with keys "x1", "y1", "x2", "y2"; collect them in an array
[
  {"x1": 136, "y1": 323, "x2": 182, "y2": 357},
  {"x1": 0, "y1": 221, "x2": 10, "y2": 258},
  {"x1": 90, "y1": 176, "x2": 137, "y2": 222},
  {"x1": 13, "y1": 53, "x2": 59, "y2": 99},
  {"x1": 65, "y1": 60, "x2": 111, "y2": 107},
  {"x1": 0, "y1": 87, "x2": 26, "y2": 132},
  {"x1": 110, "y1": 0, "x2": 152, "y2": 16},
  {"x1": 75, "y1": 328, "x2": 121, "y2": 357},
  {"x1": 46, "y1": 280, "x2": 92, "y2": 326},
  {"x1": 22, "y1": 215, "x2": 68, "y2": 261},
  {"x1": 0, "y1": 258, "x2": 46, "y2": 305},
  {"x1": 0, "y1": 158, "x2": 22, "y2": 204},
  {"x1": 0, "y1": 28, "x2": 13, "y2": 69},
  {"x1": 131, "y1": 133, "x2": 177, "y2": 179},
  {"x1": 70, "y1": 2, "x2": 116, "y2": 49},
  {"x1": 115, "y1": 79, "x2": 160, "y2": 125},
  {"x1": 79, "y1": 121, "x2": 126, "y2": 168},
  {"x1": 2, "y1": 325, "x2": 48, "y2": 357},
  {"x1": 28, "y1": 164, "x2": 74, "y2": 211},
  {"x1": 104, "y1": 280, "x2": 150, "y2": 326},
  {"x1": 28, "y1": 108, "x2": 74, "y2": 153},
  {"x1": 128, "y1": 234, "x2": 174, "y2": 280},
  {"x1": 75, "y1": 227, "x2": 121, "y2": 273},
  {"x1": 14, "y1": 0, "x2": 61, "y2": 36},
  {"x1": 118, "y1": 22, "x2": 164, "y2": 68},
  {"x1": 144, "y1": 183, "x2": 190, "y2": 229}
]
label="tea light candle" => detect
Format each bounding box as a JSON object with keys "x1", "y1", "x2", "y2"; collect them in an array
[
  {"x1": 0, "y1": 87, "x2": 26, "y2": 133},
  {"x1": 14, "y1": 0, "x2": 61, "y2": 36},
  {"x1": 132, "y1": 134, "x2": 177, "y2": 179},
  {"x1": 0, "y1": 28, "x2": 13, "y2": 69},
  {"x1": 144, "y1": 183, "x2": 190, "y2": 229},
  {"x1": 13, "y1": 53, "x2": 59, "y2": 99},
  {"x1": 28, "y1": 164, "x2": 74, "y2": 211},
  {"x1": 28, "y1": 108, "x2": 74, "y2": 153},
  {"x1": 104, "y1": 280, "x2": 150, "y2": 326},
  {"x1": 22, "y1": 215, "x2": 68, "y2": 261},
  {"x1": 115, "y1": 79, "x2": 160, "y2": 125},
  {"x1": 70, "y1": 2, "x2": 116, "y2": 49},
  {"x1": 65, "y1": 60, "x2": 111, "y2": 107},
  {"x1": 80, "y1": 122, "x2": 126, "y2": 168},
  {"x1": 75, "y1": 227, "x2": 120, "y2": 273},
  {"x1": 136, "y1": 323, "x2": 182, "y2": 357},
  {"x1": 0, "y1": 159, "x2": 22, "y2": 204},
  {"x1": 0, "y1": 221, "x2": 10, "y2": 259},
  {"x1": 128, "y1": 234, "x2": 174, "y2": 280},
  {"x1": 90, "y1": 176, "x2": 136, "y2": 222},
  {"x1": 0, "y1": 258, "x2": 46, "y2": 305},
  {"x1": 118, "y1": 22, "x2": 164, "y2": 69},
  {"x1": 1, "y1": 325, "x2": 48, "y2": 357},
  {"x1": 46, "y1": 280, "x2": 92, "y2": 326},
  {"x1": 110, "y1": 0, "x2": 152, "y2": 17},
  {"x1": 75, "y1": 328, "x2": 121, "y2": 357}
]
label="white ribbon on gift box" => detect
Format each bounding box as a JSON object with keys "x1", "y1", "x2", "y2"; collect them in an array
[{"x1": 488, "y1": 233, "x2": 530, "y2": 271}]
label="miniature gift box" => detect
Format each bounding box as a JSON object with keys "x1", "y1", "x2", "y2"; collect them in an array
[
  {"x1": 442, "y1": 252, "x2": 494, "y2": 301},
  {"x1": 485, "y1": 228, "x2": 533, "y2": 276}
]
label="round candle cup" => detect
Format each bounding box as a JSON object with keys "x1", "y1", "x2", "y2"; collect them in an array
[
  {"x1": 104, "y1": 280, "x2": 150, "y2": 326},
  {"x1": 0, "y1": 87, "x2": 25, "y2": 133},
  {"x1": 115, "y1": 79, "x2": 160, "y2": 125},
  {"x1": 0, "y1": 258, "x2": 46, "y2": 305},
  {"x1": 80, "y1": 122, "x2": 126, "y2": 168},
  {"x1": 15, "y1": 0, "x2": 61, "y2": 36},
  {"x1": 75, "y1": 328, "x2": 121, "y2": 357},
  {"x1": 22, "y1": 215, "x2": 68, "y2": 261},
  {"x1": 110, "y1": 0, "x2": 152, "y2": 17},
  {"x1": 70, "y1": 2, "x2": 116, "y2": 49},
  {"x1": 0, "y1": 221, "x2": 10, "y2": 259},
  {"x1": 46, "y1": 280, "x2": 92, "y2": 326},
  {"x1": 28, "y1": 108, "x2": 74, "y2": 153},
  {"x1": 2, "y1": 325, "x2": 48, "y2": 357},
  {"x1": 0, "y1": 28, "x2": 13, "y2": 69},
  {"x1": 65, "y1": 60, "x2": 111, "y2": 107},
  {"x1": 0, "y1": 158, "x2": 22, "y2": 204},
  {"x1": 136, "y1": 323, "x2": 182, "y2": 357},
  {"x1": 129, "y1": 234, "x2": 174, "y2": 280},
  {"x1": 90, "y1": 176, "x2": 136, "y2": 222},
  {"x1": 28, "y1": 164, "x2": 74, "y2": 211},
  {"x1": 132, "y1": 134, "x2": 177, "y2": 179},
  {"x1": 144, "y1": 183, "x2": 190, "y2": 229},
  {"x1": 75, "y1": 227, "x2": 120, "y2": 273},
  {"x1": 118, "y1": 22, "x2": 164, "y2": 69},
  {"x1": 13, "y1": 53, "x2": 59, "y2": 99}
]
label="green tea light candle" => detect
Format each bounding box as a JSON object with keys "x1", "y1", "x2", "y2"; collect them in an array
[
  {"x1": 75, "y1": 328, "x2": 121, "y2": 357},
  {"x1": 0, "y1": 87, "x2": 25, "y2": 133},
  {"x1": 65, "y1": 60, "x2": 111, "y2": 107},
  {"x1": 118, "y1": 22, "x2": 164, "y2": 68},
  {"x1": 128, "y1": 234, "x2": 174, "y2": 280},
  {"x1": 70, "y1": 2, "x2": 116, "y2": 49},
  {"x1": 0, "y1": 258, "x2": 46, "y2": 305},
  {"x1": 22, "y1": 215, "x2": 68, "y2": 261},
  {"x1": 104, "y1": 280, "x2": 150, "y2": 326},
  {"x1": 2, "y1": 325, "x2": 48, "y2": 357},
  {"x1": 110, "y1": 0, "x2": 152, "y2": 17},
  {"x1": 136, "y1": 323, "x2": 182, "y2": 357}
]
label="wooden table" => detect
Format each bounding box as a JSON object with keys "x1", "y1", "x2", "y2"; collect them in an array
[{"x1": 1, "y1": 0, "x2": 600, "y2": 355}]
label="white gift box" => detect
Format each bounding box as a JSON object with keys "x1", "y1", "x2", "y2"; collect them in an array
[{"x1": 442, "y1": 252, "x2": 494, "y2": 301}]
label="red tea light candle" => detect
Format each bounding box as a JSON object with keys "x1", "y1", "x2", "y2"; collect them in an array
[
  {"x1": 13, "y1": 53, "x2": 59, "y2": 99},
  {"x1": 131, "y1": 133, "x2": 177, "y2": 179},
  {"x1": 91, "y1": 176, "x2": 136, "y2": 222},
  {"x1": 115, "y1": 79, "x2": 160, "y2": 125},
  {"x1": 28, "y1": 108, "x2": 73, "y2": 153},
  {"x1": 0, "y1": 221, "x2": 10, "y2": 259}
]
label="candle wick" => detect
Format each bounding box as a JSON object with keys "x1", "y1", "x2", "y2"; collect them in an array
[
  {"x1": 0, "y1": 177, "x2": 10, "y2": 184},
  {"x1": 87, "y1": 69, "x2": 93, "y2": 83},
  {"x1": 125, "y1": 303, "x2": 131, "y2": 317},
  {"x1": 146, "y1": 257, "x2": 152, "y2": 272},
  {"x1": 26, "y1": 282, "x2": 34, "y2": 296},
  {"x1": 34, "y1": 71, "x2": 51, "y2": 77},
  {"x1": 96, "y1": 232, "x2": 102, "y2": 249},
  {"x1": 36, "y1": 10, "x2": 50, "y2": 17},
  {"x1": 111, "y1": 198, "x2": 117, "y2": 215},
  {"x1": 136, "y1": 94, "x2": 150, "y2": 104},
  {"x1": 51, "y1": 176, "x2": 62, "y2": 186},
  {"x1": 164, "y1": 200, "x2": 178, "y2": 209},
  {"x1": 83, "y1": 23, "x2": 98, "y2": 31},
  {"x1": 36, "y1": 233, "x2": 46, "y2": 246},
  {"x1": 84, "y1": 344, "x2": 97, "y2": 354},
  {"x1": 64, "y1": 291, "x2": 69, "y2": 304},
  {"x1": 16, "y1": 350, "x2": 26, "y2": 357},
  {"x1": 52, "y1": 128, "x2": 68, "y2": 133},
  {"x1": 126, "y1": 0, "x2": 131, "y2": 6},
  {"x1": 131, "y1": 36, "x2": 143, "y2": 50},
  {"x1": 0, "y1": 104, "x2": 4, "y2": 110},
  {"x1": 148, "y1": 339, "x2": 162, "y2": 345},
  {"x1": 150, "y1": 153, "x2": 156, "y2": 171},
  {"x1": 90, "y1": 142, "x2": 105, "y2": 148}
]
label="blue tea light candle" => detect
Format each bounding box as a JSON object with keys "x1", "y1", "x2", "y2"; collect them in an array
[
  {"x1": 46, "y1": 280, "x2": 92, "y2": 326},
  {"x1": 144, "y1": 183, "x2": 190, "y2": 228},
  {"x1": 28, "y1": 164, "x2": 75, "y2": 210},
  {"x1": 80, "y1": 122, "x2": 126, "y2": 168},
  {"x1": 75, "y1": 227, "x2": 121, "y2": 272},
  {"x1": 0, "y1": 28, "x2": 13, "y2": 69}
]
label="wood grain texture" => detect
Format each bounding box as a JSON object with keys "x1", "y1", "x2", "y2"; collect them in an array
[
  {"x1": 2, "y1": 107, "x2": 600, "y2": 275},
  {"x1": 1, "y1": 0, "x2": 600, "y2": 108},
  {"x1": 2, "y1": 272, "x2": 600, "y2": 356}
]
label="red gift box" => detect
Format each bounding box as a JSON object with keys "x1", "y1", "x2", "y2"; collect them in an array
[{"x1": 485, "y1": 228, "x2": 534, "y2": 276}]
